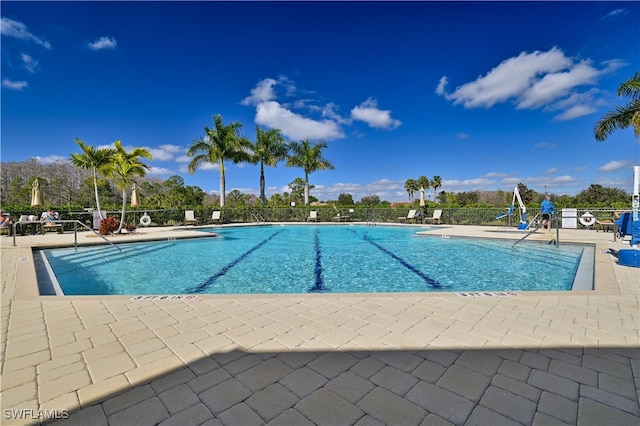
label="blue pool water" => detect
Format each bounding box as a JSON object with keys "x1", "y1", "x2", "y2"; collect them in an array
[{"x1": 39, "y1": 225, "x2": 589, "y2": 295}]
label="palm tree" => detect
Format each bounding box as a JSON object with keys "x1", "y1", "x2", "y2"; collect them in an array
[
  {"x1": 69, "y1": 138, "x2": 116, "y2": 220},
  {"x1": 105, "y1": 141, "x2": 151, "y2": 233},
  {"x1": 187, "y1": 114, "x2": 253, "y2": 207},
  {"x1": 431, "y1": 175, "x2": 442, "y2": 202},
  {"x1": 404, "y1": 178, "x2": 418, "y2": 203},
  {"x1": 594, "y1": 72, "x2": 640, "y2": 141},
  {"x1": 251, "y1": 126, "x2": 288, "y2": 205},
  {"x1": 286, "y1": 139, "x2": 334, "y2": 205}
]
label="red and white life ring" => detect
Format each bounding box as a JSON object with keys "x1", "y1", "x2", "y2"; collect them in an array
[{"x1": 579, "y1": 212, "x2": 596, "y2": 227}]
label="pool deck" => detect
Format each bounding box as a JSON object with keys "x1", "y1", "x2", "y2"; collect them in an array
[{"x1": 1, "y1": 223, "x2": 638, "y2": 425}]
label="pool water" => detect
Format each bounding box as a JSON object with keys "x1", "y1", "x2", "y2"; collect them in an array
[{"x1": 39, "y1": 225, "x2": 589, "y2": 295}]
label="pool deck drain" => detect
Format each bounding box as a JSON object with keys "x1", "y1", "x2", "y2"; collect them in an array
[{"x1": 1, "y1": 224, "x2": 638, "y2": 425}]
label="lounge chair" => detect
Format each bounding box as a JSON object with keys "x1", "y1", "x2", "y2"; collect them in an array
[
  {"x1": 307, "y1": 210, "x2": 318, "y2": 222},
  {"x1": 208, "y1": 211, "x2": 222, "y2": 224},
  {"x1": 398, "y1": 209, "x2": 417, "y2": 223},
  {"x1": 183, "y1": 210, "x2": 199, "y2": 226},
  {"x1": 424, "y1": 209, "x2": 443, "y2": 224}
]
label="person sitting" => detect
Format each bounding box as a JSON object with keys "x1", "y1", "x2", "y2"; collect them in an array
[
  {"x1": 0, "y1": 210, "x2": 13, "y2": 235},
  {"x1": 41, "y1": 209, "x2": 62, "y2": 233}
]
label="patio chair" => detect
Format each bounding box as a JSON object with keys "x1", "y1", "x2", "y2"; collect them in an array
[
  {"x1": 183, "y1": 210, "x2": 199, "y2": 226},
  {"x1": 398, "y1": 209, "x2": 417, "y2": 223},
  {"x1": 208, "y1": 211, "x2": 222, "y2": 224},
  {"x1": 307, "y1": 210, "x2": 318, "y2": 222},
  {"x1": 424, "y1": 209, "x2": 443, "y2": 224}
]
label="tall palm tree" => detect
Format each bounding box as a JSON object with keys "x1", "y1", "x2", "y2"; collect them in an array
[
  {"x1": 69, "y1": 138, "x2": 116, "y2": 220},
  {"x1": 187, "y1": 114, "x2": 252, "y2": 207},
  {"x1": 594, "y1": 72, "x2": 640, "y2": 141},
  {"x1": 105, "y1": 141, "x2": 151, "y2": 233},
  {"x1": 286, "y1": 139, "x2": 334, "y2": 205},
  {"x1": 251, "y1": 126, "x2": 288, "y2": 205},
  {"x1": 431, "y1": 175, "x2": 442, "y2": 202},
  {"x1": 404, "y1": 178, "x2": 418, "y2": 203}
]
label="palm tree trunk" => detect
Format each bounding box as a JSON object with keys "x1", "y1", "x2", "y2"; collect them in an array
[
  {"x1": 219, "y1": 159, "x2": 226, "y2": 207},
  {"x1": 260, "y1": 162, "x2": 266, "y2": 205},
  {"x1": 304, "y1": 171, "x2": 309, "y2": 205},
  {"x1": 117, "y1": 188, "x2": 126, "y2": 233},
  {"x1": 93, "y1": 168, "x2": 104, "y2": 220}
]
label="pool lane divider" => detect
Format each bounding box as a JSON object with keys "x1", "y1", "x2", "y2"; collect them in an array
[
  {"x1": 188, "y1": 229, "x2": 285, "y2": 293},
  {"x1": 356, "y1": 230, "x2": 442, "y2": 289},
  {"x1": 308, "y1": 229, "x2": 327, "y2": 292}
]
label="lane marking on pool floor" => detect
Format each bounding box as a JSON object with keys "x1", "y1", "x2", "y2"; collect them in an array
[
  {"x1": 308, "y1": 228, "x2": 327, "y2": 292},
  {"x1": 353, "y1": 230, "x2": 442, "y2": 289},
  {"x1": 187, "y1": 229, "x2": 285, "y2": 293}
]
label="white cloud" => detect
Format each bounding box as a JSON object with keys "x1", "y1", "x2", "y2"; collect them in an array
[
  {"x1": 255, "y1": 101, "x2": 344, "y2": 140},
  {"x1": 351, "y1": 98, "x2": 401, "y2": 130},
  {"x1": 599, "y1": 8, "x2": 628, "y2": 21},
  {"x1": 0, "y1": 17, "x2": 51, "y2": 49},
  {"x1": 1, "y1": 78, "x2": 28, "y2": 90},
  {"x1": 34, "y1": 155, "x2": 67, "y2": 163},
  {"x1": 437, "y1": 47, "x2": 620, "y2": 121},
  {"x1": 145, "y1": 144, "x2": 183, "y2": 161},
  {"x1": 455, "y1": 132, "x2": 469, "y2": 140},
  {"x1": 534, "y1": 142, "x2": 556, "y2": 149},
  {"x1": 21, "y1": 53, "x2": 39, "y2": 74},
  {"x1": 241, "y1": 78, "x2": 277, "y2": 105},
  {"x1": 148, "y1": 167, "x2": 174, "y2": 176},
  {"x1": 598, "y1": 160, "x2": 631, "y2": 172},
  {"x1": 546, "y1": 168, "x2": 559, "y2": 174},
  {"x1": 88, "y1": 36, "x2": 117, "y2": 51}
]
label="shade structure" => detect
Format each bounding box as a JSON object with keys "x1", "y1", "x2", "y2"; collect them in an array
[
  {"x1": 31, "y1": 178, "x2": 44, "y2": 207},
  {"x1": 130, "y1": 184, "x2": 141, "y2": 208},
  {"x1": 419, "y1": 188, "x2": 425, "y2": 206}
]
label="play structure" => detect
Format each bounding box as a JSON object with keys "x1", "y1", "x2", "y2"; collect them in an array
[
  {"x1": 617, "y1": 165, "x2": 640, "y2": 267},
  {"x1": 496, "y1": 186, "x2": 532, "y2": 230}
]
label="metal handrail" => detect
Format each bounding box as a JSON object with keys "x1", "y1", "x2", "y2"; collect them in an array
[
  {"x1": 251, "y1": 213, "x2": 266, "y2": 225},
  {"x1": 12, "y1": 219, "x2": 121, "y2": 251}
]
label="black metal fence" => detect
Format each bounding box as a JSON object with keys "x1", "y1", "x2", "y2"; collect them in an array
[{"x1": 8, "y1": 206, "x2": 620, "y2": 231}]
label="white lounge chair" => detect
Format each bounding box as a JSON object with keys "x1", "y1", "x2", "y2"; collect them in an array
[
  {"x1": 307, "y1": 210, "x2": 318, "y2": 222},
  {"x1": 184, "y1": 210, "x2": 199, "y2": 225},
  {"x1": 208, "y1": 211, "x2": 222, "y2": 224},
  {"x1": 398, "y1": 209, "x2": 417, "y2": 223},
  {"x1": 424, "y1": 209, "x2": 443, "y2": 224}
]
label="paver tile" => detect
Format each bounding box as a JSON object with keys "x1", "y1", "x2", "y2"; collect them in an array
[
  {"x1": 266, "y1": 408, "x2": 315, "y2": 426},
  {"x1": 579, "y1": 385, "x2": 640, "y2": 416},
  {"x1": 371, "y1": 365, "x2": 419, "y2": 396},
  {"x1": 295, "y1": 388, "x2": 364, "y2": 426},
  {"x1": 479, "y1": 386, "x2": 537, "y2": 424},
  {"x1": 157, "y1": 403, "x2": 213, "y2": 426},
  {"x1": 437, "y1": 364, "x2": 491, "y2": 402},
  {"x1": 307, "y1": 352, "x2": 359, "y2": 379},
  {"x1": 199, "y1": 378, "x2": 252, "y2": 415},
  {"x1": 158, "y1": 384, "x2": 200, "y2": 415},
  {"x1": 101, "y1": 385, "x2": 156, "y2": 417},
  {"x1": 325, "y1": 371, "x2": 375, "y2": 404},
  {"x1": 245, "y1": 383, "x2": 299, "y2": 422},
  {"x1": 465, "y1": 405, "x2": 521, "y2": 426},
  {"x1": 527, "y1": 369, "x2": 579, "y2": 400},
  {"x1": 217, "y1": 402, "x2": 263, "y2": 425},
  {"x1": 235, "y1": 358, "x2": 293, "y2": 392},
  {"x1": 107, "y1": 397, "x2": 170, "y2": 426},
  {"x1": 357, "y1": 387, "x2": 426, "y2": 425},
  {"x1": 538, "y1": 391, "x2": 578, "y2": 424},
  {"x1": 405, "y1": 381, "x2": 475, "y2": 425},
  {"x1": 578, "y1": 397, "x2": 640, "y2": 426},
  {"x1": 279, "y1": 366, "x2": 328, "y2": 398}
]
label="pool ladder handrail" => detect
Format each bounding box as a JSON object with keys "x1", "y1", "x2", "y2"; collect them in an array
[
  {"x1": 251, "y1": 213, "x2": 266, "y2": 225},
  {"x1": 12, "y1": 219, "x2": 122, "y2": 251}
]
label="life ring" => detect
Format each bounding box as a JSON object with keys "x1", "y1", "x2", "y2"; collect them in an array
[
  {"x1": 579, "y1": 212, "x2": 595, "y2": 227},
  {"x1": 139, "y1": 214, "x2": 151, "y2": 227}
]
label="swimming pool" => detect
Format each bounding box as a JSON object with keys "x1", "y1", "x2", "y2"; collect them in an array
[{"x1": 37, "y1": 225, "x2": 592, "y2": 295}]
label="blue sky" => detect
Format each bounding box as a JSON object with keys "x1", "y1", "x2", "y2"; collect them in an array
[{"x1": 2, "y1": 1, "x2": 639, "y2": 202}]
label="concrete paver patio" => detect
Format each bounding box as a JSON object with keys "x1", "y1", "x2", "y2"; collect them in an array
[{"x1": 1, "y1": 223, "x2": 638, "y2": 425}]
